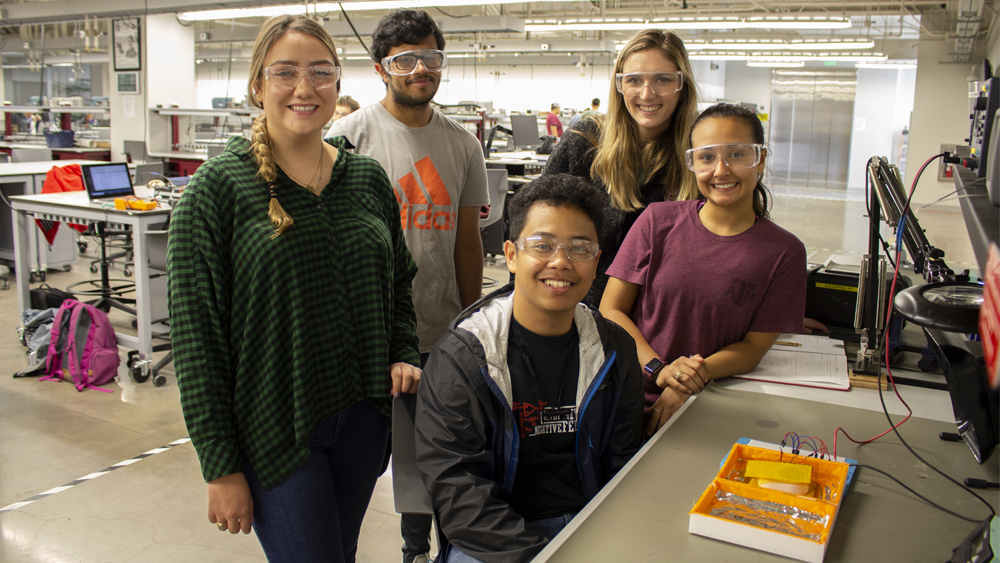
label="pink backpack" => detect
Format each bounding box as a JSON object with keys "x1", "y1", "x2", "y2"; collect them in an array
[{"x1": 42, "y1": 299, "x2": 120, "y2": 392}]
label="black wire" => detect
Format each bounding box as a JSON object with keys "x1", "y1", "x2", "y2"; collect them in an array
[
  {"x1": 850, "y1": 464, "x2": 988, "y2": 523},
  {"x1": 873, "y1": 152, "x2": 997, "y2": 523},
  {"x1": 338, "y1": 2, "x2": 370, "y2": 57}
]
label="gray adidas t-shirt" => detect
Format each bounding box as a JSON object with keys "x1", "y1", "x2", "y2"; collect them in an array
[{"x1": 328, "y1": 103, "x2": 489, "y2": 352}]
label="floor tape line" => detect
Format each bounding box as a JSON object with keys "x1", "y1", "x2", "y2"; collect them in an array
[{"x1": 0, "y1": 437, "x2": 191, "y2": 513}]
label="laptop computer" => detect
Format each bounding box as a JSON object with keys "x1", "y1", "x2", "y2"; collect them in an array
[{"x1": 81, "y1": 162, "x2": 134, "y2": 200}]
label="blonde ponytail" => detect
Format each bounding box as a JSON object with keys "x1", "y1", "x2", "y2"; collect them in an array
[{"x1": 250, "y1": 113, "x2": 293, "y2": 239}]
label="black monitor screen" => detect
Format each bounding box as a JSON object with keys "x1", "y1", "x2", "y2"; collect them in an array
[
  {"x1": 510, "y1": 114, "x2": 540, "y2": 149},
  {"x1": 83, "y1": 163, "x2": 134, "y2": 199}
]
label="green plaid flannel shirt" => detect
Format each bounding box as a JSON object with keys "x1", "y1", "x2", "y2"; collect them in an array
[{"x1": 167, "y1": 136, "x2": 419, "y2": 488}]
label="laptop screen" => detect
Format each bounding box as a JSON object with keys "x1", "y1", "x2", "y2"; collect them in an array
[{"x1": 82, "y1": 163, "x2": 134, "y2": 199}]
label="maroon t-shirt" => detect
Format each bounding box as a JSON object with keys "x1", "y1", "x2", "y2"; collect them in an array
[
  {"x1": 545, "y1": 112, "x2": 563, "y2": 137},
  {"x1": 606, "y1": 200, "x2": 807, "y2": 405}
]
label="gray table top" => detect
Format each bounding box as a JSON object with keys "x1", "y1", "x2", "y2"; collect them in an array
[{"x1": 541, "y1": 387, "x2": 999, "y2": 562}]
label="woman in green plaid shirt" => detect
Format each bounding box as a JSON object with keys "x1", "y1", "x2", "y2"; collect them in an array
[{"x1": 167, "y1": 15, "x2": 421, "y2": 562}]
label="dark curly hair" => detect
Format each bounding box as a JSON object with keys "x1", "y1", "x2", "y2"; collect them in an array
[
  {"x1": 371, "y1": 10, "x2": 445, "y2": 63},
  {"x1": 690, "y1": 103, "x2": 771, "y2": 218},
  {"x1": 507, "y1": 173, "x2": 606, "y2": 243}
]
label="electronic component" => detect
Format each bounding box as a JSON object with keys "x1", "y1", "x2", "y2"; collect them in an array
[{"x1": 965, "y1": 77, "x2": 1000, "y2": 178}]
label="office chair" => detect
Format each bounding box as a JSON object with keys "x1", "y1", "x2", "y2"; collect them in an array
[
  {"x1": 123, "y1": 140, "x2": 159, "y2": 164},
  {"x1": 68, "y1": 221, "x2": 136, "y2": 315},
  {"x1": 129, "y1": 228, "x2": 172, "y2": 387},
  {"x1": 134, "y1": 162, "x2": 166, "y2": 186},
  {"x1": 480, "y1": 168, "x2": 509, "y2": 265}
]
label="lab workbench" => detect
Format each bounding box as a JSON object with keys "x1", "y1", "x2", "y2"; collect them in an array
[
  {"x1": 10, "y1": 190, "x2": 171, "y2": 361},
  {"x1": 537, "y1": 379, "x2": 998, "y2": 562}
]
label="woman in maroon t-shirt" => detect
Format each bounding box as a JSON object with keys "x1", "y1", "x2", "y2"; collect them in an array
[{"x1": 600, "y1": 104, "x2": 807, "y2": 435}]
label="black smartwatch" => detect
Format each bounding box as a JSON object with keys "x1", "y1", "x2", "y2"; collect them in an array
[{"x1": 643, "y1": 358, "x2": 666, "y2": 377}]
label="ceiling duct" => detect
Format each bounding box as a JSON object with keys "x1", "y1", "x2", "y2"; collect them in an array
[{"x1": 953, "y1": 0, "x2": 984, "y2": 63}]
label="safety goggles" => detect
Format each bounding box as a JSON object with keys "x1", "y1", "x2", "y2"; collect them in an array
[
  {"x1": 263, "y1": 63, "x2": 340, "y2": 90},
  {"x1": 614, "y1": 71, "x2": 684, "y2": 96},
  {"x1": 380, "y1": 49, "x2": 447, "y2": 76},
  {"x1": 685, "y1": 143, "x2": 766, "y2": 173},
  {"x1": 516, "y1": 235, "x2": 600, "y2": 262}
]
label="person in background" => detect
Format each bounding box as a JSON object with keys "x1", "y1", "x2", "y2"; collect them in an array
[
  {"x1": 600, "y1": 103, "x2": 807, "y2": 436},
  {"x1": 416, "y1": 173, "x2": 643, "y2": 563},
  {"x1": 546, "y1": 102, "x2": 564, "y2": 137},
  {"x1": 168, "y1": 15, "x2": 421, "y2": 562},
  {"x1": 332, "y1": 94, "x2": 360, "y2": 121},
  {"x1": 567, "y1": 97, "x2": 601, "y2": 130},
  {"x1": 327, "y1": 9, "x2": 488, "y2": 563},
  {"x1": 542, "y1": 29, "x2": 699, "y2": 308}
]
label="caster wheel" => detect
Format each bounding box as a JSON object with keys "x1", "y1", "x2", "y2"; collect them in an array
[
  {"x1": 131, "y1": 365, "x2": 150, "y2": 383},
  {"x1": 39, "y1": 271, "x2": 46, "y2": 282},
  {"x1": 153, "y1": 375, "x2": 167, "y2": 387},
  {"x1": 126, "y1": 350, "x2": 140, "y2": 369},
  {"x1": 90, "y1": 263, "x2": 98, "y2": 273},
  {"x1": 1, "y1": 280, "x2": 8, "y2": 290},
  {"x1": 123, "y1": 268, "x2": 132, "y2": 277},
  {"x1": 62, "y1": 265, "x2": 71, "y2": 272},
  {"x1": 77, "y1": 241, "x2": 88, "y2": 253}
]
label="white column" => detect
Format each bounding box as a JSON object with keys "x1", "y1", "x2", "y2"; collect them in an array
[{"x1": 109, "y1": 15, "x2": 194, "y2": 162}]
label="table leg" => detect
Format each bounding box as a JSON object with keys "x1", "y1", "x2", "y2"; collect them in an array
[
  {"x1": 132, "y1": 222, "x2": 153, "y2": 361},
  {"x1": 11, "y1": 207, "x2": 30, "y2": 319}
]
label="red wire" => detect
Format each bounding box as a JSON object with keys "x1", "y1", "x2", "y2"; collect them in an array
[
  {"x1": 833, "y1": 247, "x2": 914, "y2": 458},
  {"x1": 831, "y1": 153, "x2": 941, "y2": 458}
]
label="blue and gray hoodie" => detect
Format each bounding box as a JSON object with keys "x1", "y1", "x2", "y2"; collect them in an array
[{"x1": 414, "y1": 283, "x2": 644, "y2": 563}]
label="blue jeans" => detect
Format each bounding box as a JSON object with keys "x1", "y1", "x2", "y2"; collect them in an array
[
  {"x1": 443, "y1": 513, "x2": 576, "y2": 563},
  {"x1": 245, "y1": 400, "x2": 390, "y2": 563}
]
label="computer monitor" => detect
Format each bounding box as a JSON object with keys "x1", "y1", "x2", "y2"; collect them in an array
[
  {"x1": 510, "y1": 114, "x2": 540, "y2": 150},
  {"x1": 82, "y1": 162, "x2": 134, "y2": 199}
]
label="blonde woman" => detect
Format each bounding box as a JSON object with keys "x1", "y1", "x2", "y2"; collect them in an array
[
  {"x1": 543, "y1": 29, "x2": 699, "y2": 307},
  {"x1": 167, "y1": 15, "x2": 420, "y2": 562}
]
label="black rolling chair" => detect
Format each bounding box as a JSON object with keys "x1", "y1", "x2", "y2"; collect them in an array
[{"x1": 68, "y1": 221, "x2": 136, "y2": 315}]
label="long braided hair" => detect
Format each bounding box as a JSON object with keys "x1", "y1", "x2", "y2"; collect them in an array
[{"x1": 246, "y1": 15, "x2": 340, "y2": 238}]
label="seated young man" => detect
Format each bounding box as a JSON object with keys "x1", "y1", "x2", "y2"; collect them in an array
[{"x1": 414, "y1": 173, "x2": 644, "y2": 563}]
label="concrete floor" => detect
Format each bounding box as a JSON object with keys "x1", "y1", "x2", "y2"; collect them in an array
[{"x1": 0, "y1": 193, "x2": 977, "y2": 562}]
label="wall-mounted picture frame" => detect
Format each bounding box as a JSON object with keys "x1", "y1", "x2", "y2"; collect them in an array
[
  {"x1": 113, "y1": 18, "x2": 141, "y2": 71},
  {"x1": 116, "y1": 71, "x2": 141, "y2": 94}
]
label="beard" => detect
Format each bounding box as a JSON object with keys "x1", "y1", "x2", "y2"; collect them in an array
[{"x1": 387, "y1": 74, "x2": 439, "y2": 107}]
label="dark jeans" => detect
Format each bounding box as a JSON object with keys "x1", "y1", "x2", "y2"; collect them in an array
[
  {"x1": 402, "y1": 352, "x2": 433, "y2": 563},
  {"x1": 245, "y1": 400, "x2": 390, "y2": 563}
]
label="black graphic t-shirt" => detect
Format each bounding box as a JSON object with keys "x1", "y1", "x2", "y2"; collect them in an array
[{"x1": 508, "y1": 317, "x2": 587, "y2": 520}]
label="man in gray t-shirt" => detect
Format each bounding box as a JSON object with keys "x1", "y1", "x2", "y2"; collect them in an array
[
  {"x1": 327, "y1": 17, "x2": 487, "y2": 358},
  {"x1": 326, "y1": 9, "x2": 488, "y2": 563}
]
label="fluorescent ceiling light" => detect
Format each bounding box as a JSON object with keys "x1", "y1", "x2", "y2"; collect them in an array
[
  {"x1": 774, "y1": 70, "x2": 856, "y2": 77},
  {"x1": 747, "y1": 61, "x2": 804, "y2": 68},
  {"x1": 686, "y1": 39, "x2": 874, "y2": 51},
  {"x1": 855, "y1": 60, "x2": 917, "y2": 70},
  {"x1": 180, "y1": 0, "x2": 575, "y2": 21},
  {"x1": 692, "y1": 51, "x2": 886, "y2": 63},
  {"x1": 773, "y1": 79, "x2": 857, "y2": 86},
  {"x1": 526, "y1": 16, "x2": 852, "y2": 32}
]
